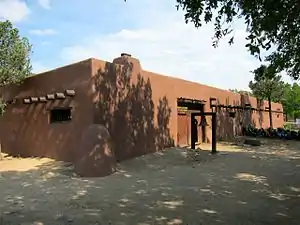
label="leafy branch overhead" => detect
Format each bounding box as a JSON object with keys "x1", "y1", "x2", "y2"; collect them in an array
[
  {"x1": 125, "y1": 0, "x2": 299, "y2": 79},
  {"x1": 175, "y1": 0, "x2": 300, "y2": 79}
]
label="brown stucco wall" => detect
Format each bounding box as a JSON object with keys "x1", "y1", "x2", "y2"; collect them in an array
[
  {"x1": 167, "y1": 77, "x2": 284, "y2": 143},
  {"x1": 90, "y1": 54, "x2": 284, "y2": 153},
  {"x1": 90, "y1": 56, "x2": 176, "y2": 161},
  {"x1": 0, "y1": 54, "x2": 284, "y2": 164},
  {"x1": 127, "y1": 60, "x2": 283, "y2": 145},
  {"x1": 0, "y1": 59, "x2": 94, "y2": 162},
  {"x1": 172, "y1": 78, "x2": 284, "y2": 142}
]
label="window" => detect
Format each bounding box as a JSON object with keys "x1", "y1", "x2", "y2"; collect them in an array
[{"x1": 49, "y1": 108, "x2": 72, "y2": 123}]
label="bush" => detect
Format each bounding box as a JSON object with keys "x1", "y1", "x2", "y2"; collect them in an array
[
  {"x1": 283, "y1": 123, "x2": 292, "y2": 130},
  {"x1": 0, "y1": 100, "x2": 6, "y2": 115}
]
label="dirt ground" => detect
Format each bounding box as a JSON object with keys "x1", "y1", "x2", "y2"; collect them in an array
[{"x1": 0, "y1": 138, "x2": 300, "y2": 225}]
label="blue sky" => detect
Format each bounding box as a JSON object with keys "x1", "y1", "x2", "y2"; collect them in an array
[{"x1": 0, "y1": 0, "x2": 295, "y2": 90}]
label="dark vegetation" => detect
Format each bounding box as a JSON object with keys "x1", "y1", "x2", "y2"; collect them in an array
[
  {"x1": 0, "y1": 21, "x2": 32, "y2": 111},
  {"x1": 244, "y1": 124, "x2": 300, "y2": 140},
  {"x1": 175, "y1": 0, "x2": 300, "y2": 79}
]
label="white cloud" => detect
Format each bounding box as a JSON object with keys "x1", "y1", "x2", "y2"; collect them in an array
[
  {"x1": 0, "y1": 0, "x2": 30, "y2": 23},
  {"x1": 29, "y1": 29, "x2": 58, "y2": 36},
  {"x1": 38, "y1": 0, "x2": 51, "y2": 9},
  {"x1": 60, "y1": 0, "x2": 292, "y2": 90}
]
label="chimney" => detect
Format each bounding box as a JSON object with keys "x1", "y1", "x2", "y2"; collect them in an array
[
  {"x1": 120, "y1": 53, "x2": 132, "y2": 57},
  {"x1": 112, "y1": 53, "x2": 142, "y2": 72}
]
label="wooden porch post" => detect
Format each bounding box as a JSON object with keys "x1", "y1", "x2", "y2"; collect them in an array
[{"x1": 211, "y1": 113, "x2": 217, "y2": 154}]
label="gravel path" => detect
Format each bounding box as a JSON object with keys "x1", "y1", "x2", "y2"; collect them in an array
[{"x1": 0, "y1": 139, "x2": 300, "y2": 225}]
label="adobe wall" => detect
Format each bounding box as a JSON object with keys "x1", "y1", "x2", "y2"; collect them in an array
[
  {"x1": 91, "y1": 56, "x2": 177, "y2": 161},
  {"x1": 0, "y1": 54, "x2": 285, "y2": 165},
  {"x1": 0, "y1": 59, "x2": 94, "y2": 162},
  {"x1": 90, "y1": 54, "x2": 284, "y2": 156},
  {"x1": 168, "y1": 77, "x2": 284, "y2": 142},
  {"x1": 109, "y1": 55, "x2": 284, "y2": 146}
]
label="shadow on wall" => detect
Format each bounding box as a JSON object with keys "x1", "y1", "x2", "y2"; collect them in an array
[
  {"x1": 92, "y1": 62, "x2": 174, "y2": 162},
  {"x1": 216, "y1": 106, "x2": 234, "y2": 141},
  {"x1": 0, "y1": 94, "x2": 81, "y2": 162},
  {"x1": 257, "y1": 99, "x2": 264, "y2": 127},
  {"x1": 216, "y1": 94, "x2": 255, "y2": 140}
]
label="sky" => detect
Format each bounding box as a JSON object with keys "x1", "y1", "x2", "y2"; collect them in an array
[{"x1": 0, "y1": 0, "x2": 295, "y2": 90}]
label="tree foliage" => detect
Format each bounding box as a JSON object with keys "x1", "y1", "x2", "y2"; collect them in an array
[
  {"x1": 0, "y1": 20, "x2": 32, "y2": 86},
  {"x1": 0, "y1": 20, "x2": 32, "y2": 113},
  {"x1": 0, "y1": 101, "x2": 5, "y2": 115},
  {"x1": 229, "y1": 88, "x2": 252, "y2": 96},
  {"x1": 249, "y1": 64, "x2": 285, "y2": 127},
  {"x1": 282, "y1": 83, "x2": 300, "y2": 120},
  {"x1": 175, "y1": 0, "x2": 300, "y2": 79}
]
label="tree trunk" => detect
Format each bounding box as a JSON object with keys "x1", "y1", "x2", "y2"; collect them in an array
[{"x1": 268, "y1": 97, "x2": 273, "y2": 128}]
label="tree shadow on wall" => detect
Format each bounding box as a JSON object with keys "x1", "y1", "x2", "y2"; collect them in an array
[
  {"x1": 257, "y1": 99, "x2": 264, "y2": 127},
  {"x1": 233, "y1": 100, "x2": 243, "y2": 136},
  {"x1": 215, "y1": 100, "x2": 234, "y2": 141},
  {"x1": 240, "y1": 94, "x2": 254, "y2": 127},
  {"x1": 216, "y1": 94, "x2": 256, "y2": 141},
  {"x1": 156, "y1": 97, "x2": 174, "y2": 149},
  {"x1": 92, "y1": 62, "x2": 174, "y2": 162}
]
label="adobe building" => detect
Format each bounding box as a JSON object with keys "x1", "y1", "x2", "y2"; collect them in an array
[{"x1": 0, "y1": 53, "x2": 284, "y2": 176}]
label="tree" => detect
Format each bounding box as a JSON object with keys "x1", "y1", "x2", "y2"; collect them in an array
[
  {"x1": 174, "y1": 0, "x2": 300, "y2": 79},
  {"x1": 249, "y1": 64, "x2": 285, "y2": 128},
  {"x1": 0, "y1": 20, "x2": 32, "y2": 159},
  {"x1": 229, "y1": 88, "x2": 253, "y2": 96},
  {"x1": 282, "y1": 83, "x2": 300, "y2": 120},
  {"x1": 0, "y1": 20, "x2": 32, "y2": 113}
]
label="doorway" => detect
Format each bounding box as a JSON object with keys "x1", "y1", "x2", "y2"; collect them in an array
[{"x1": 177, "y1": 97, "x2": 206, "y2": 146}]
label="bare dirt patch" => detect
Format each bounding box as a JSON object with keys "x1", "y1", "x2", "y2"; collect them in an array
[{"x1": 0, "y1": 139, "x2": 300, "y2": 225}]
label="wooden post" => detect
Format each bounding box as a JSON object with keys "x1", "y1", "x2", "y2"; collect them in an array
[
  {"x1": 201, "y1": 105, "x2": 206, "y2": 143},
  {"x1": 201, "y1": 115, "x2": 206, "y2": 142},
  {"x1": 0, "y1": 142, "x2": 3, "y2": 160},
  {"x1": 187, "y1": 115, "x2": 189, "y2": 146},
  {"x1": 211, "y1": 113, "x2": 217, "y2": 154},
  {"x1": 191, "y1": 114, "x2": 196, "y2": 149}
]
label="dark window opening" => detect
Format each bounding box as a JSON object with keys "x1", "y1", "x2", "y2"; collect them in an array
[
  {"x1": 50, "y1": 108, "x2": 72, "y2": 123},
  {"x1": 229, "y1": 111, "x2": 236, "y2": 118}
]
